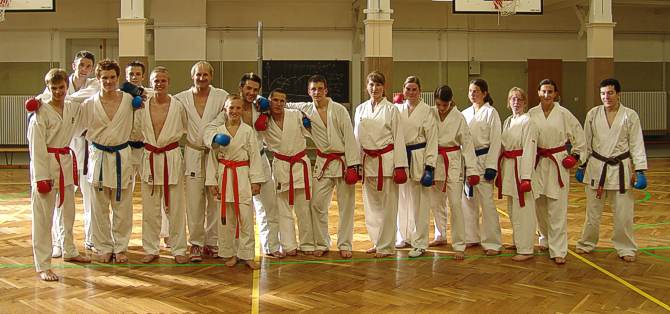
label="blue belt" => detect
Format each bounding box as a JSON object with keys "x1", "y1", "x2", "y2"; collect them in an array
[
  {"x1": 92, "y1": 142, "x2": 129, "y2": 201},
  {"x1": 475, "y1": 147, "x2": 489, "y2": 156},
  {"x1": 128, "y1": 141, "x2": 145, "y2": 149},
  {"x1": 405, "y1": 142, "x2": 426, "y2": 169}
]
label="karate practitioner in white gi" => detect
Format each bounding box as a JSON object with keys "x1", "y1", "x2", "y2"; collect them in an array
[
  {"x1": 528, "y1": 79, "x2": 585, "y2": 264},
  {"x1": 428, "y1": 85, "x2": 479, "y2": 260},
  {"x1": 79, "y1": 59, "x2": 137, "y2": 263},
  {"x1": 354, "y1": 71, "x2": 408, "y2": 258},
  {"x1": 175, "y1": 61, "x2": 229, "y2": 262},
  {"x1": 135, "y1": 67, "x2": 189, "y2": 264},
  {"x1": 395, "y1": 76, "x2": 437, "y2": 258},
  {"x1": 29, "y1": 68, "x2": 91, "y2": 281},
  {"x1": 461, "y1": 79, "x2": 503, "y2": 255},
  {"x1": 497, "y1": 87, "x2": 539, "y2": 262},
  {"x1": 206, "y1": 95, "x2": 264, "y2": 269},
  {"x1": 284, "y1": 75, "x2": 361, "y2": 259},
  {"x1": 575, "y1": 78, "x2": 648, "y2": 262}
]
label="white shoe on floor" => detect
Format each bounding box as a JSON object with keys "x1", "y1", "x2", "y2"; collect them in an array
[
  {"x1": 408, "y1": 247, "x2": 425, "y2": 258},
  {"x1": 52, "y1": 246, "x2": 62, "y2": 258}
]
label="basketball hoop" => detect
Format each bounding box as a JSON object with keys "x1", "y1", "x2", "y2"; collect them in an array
[
  {"x1": 494, "y1": 0, "x2": 518, "y2": 17},
  {"x1": 0, "y1": 0, "x2": 11, "y2": 22}
]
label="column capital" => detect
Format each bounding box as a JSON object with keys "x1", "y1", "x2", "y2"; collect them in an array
[{"x1": 585, "y1": 21, "x2": 616, "y2": 29}]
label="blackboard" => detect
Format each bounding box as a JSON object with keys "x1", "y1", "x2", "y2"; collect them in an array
[{"x1": 262, "y1": 60, "x2": 350, "y2": 103}]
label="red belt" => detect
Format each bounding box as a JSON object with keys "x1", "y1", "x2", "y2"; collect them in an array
[
  {"x1": 536, "y1": 144, "x2": 567, "y2": 188},
  {"x1": 144, "y1": 142, "x2": 180, "y2": 211},
  {"x1": 437, "y1": 146, "x2": 460, "y2": 192},
  {"x1": 362, "y1": 144, "x2": 394, "y2": 191},
  {"x1": 218, "y1": 159, "x2": 250, "y2": 238},
  {"x1": 497, "y1": 149, "x2": 526, "y2": 207},
  {"x1": 47, "y1": 146, "x2": 79, "y2": 208},
  {"x1": 315, "y1": 149, "x2": 345, "y2": 180},
  {"x1": 272, "y1": 150, "x2": 311, "y2": 205}
]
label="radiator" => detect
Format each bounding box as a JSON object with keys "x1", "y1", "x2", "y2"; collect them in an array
[
  {"x1": 620, "y1": 91, "x2": 668, "y2": 132},
  {"x1": 0, "y1": 96, "x2": 31, "y2": 146}
]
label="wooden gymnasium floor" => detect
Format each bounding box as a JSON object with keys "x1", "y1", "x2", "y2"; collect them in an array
[{"x1": 0, "y1": 159, "x2": 669, "y2": 313}]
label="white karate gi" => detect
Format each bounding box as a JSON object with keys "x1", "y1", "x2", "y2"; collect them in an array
[
  {"x1": 461, "y1": 102, "x2": 503, "y2": 251},
  {"x1": 528, "y1": 102, "x2": 585, "y2": 259},
  {"x1": 28, "y1": 99, "x2": 82, "y2": 272},
  {"x1": 80, "y1": 92, "x2": 135, "y2": 255},
  {"x1": 395, "y1": 100, "x2": 437, "y2": 250},
  {"x1": 205, "y1": 123, "x2": 265, "y2": 260},
  {"x1": 428, "y1": 107, "x2": 477, "y2": 252},
  {"x1": 259, "y1": 109, "x2": 315, "y2": 252},
  {"x1": 286, "y1": 99, "x2": 361, "y2": 252},
  {"x1": 175, "y1": 86, "x2": 229, "y2": 249},
  {"x1": 136, "y1": 95, "x2": 189, "y2": 257},
  {"x1": 354, "y1": 98, "x2": 408, "y2": 255},
  {"x1": 576, "y1": 104, "x2": 647, "y2": 257},
  {"x1": 499, "y1": 113, "x2": 539, "y2": 255}
]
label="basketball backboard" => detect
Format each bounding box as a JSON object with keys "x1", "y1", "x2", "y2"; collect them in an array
[
  {"x1": 452, "y1": 0, "x2": 542, "y2": 15},
  {"x1": 4, "y1": 0, "x2": 54, "y2": 11}
]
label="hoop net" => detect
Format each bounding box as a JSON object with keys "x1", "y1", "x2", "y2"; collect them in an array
[
  {"x1": 493, "y1": 0, "x2": 518, "y2": 17},
  {"x1": 0, "y1": 0, "x2": 10, "y2": 22}
]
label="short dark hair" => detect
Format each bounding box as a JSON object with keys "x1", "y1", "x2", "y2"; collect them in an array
[
  {"x1": 74, "y1": 50, "x2": 95, "y2": 64},
  {"x1": 95, "y1": 59, "x2": 121, "y2": 78},
  {"x1": 126, "y1": 60, "x2": 146, "y2": 74},
  {"x1": 269, "y1": 88, "x2": 287, "y2": 99},
  {"x1": 239, "y1": 72, "x2": 262, "y2": 88},
  {"x1": 404, "y1": 76, "x2": 421, "y2": 89},
  {"x1": 367, "y1": 71, "x2": 385, "y2": 85},
  {"x1": 538, "y1": 78, "x2": 559, "y2": 92},
  {"x1": 469, "y1": 78, "x2": 493, "y2": 105},
  {"x1": 434, "y1": 85, "x2": 454, "y2": 103},
  {"x1": 307, "y1": 75, "x2": 328, "y2": 89},
  {"x1": 599, "y1": 78, "x2": 621, "y2": 93},
  {"x1": 44, "y1": 68, "x2": 69, "y2": 86}
]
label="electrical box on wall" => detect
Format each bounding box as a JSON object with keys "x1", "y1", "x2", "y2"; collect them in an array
[{"x1": 469, "y1": 60, "x2": 481, "y2": 75}]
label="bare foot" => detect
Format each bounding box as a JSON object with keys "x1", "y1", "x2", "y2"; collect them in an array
[
  {"x1": 64, "y1": 255, "x2": 91, "y2": 263},
  {"x1": 313, "y1": 250, "x2": 325, "y2": 257},
  {"x1": 621, "y1": 255, "x2": 636, "y2": 262},
  {"x1": 266, "y1": 251, "x2": 285, "y2": 259},
  {"x1": 339, "y1": 250, "x2": 352, "y2": 259},
  {"x1": 141, "y1": 254, "x2": 159, "y2": 264},
  {"x1": 174, "y1": 255, "x2": 189, "y2": 264},
  {"x1": 575, "y1": 248, "x2": 588, "y2": 254},
  {"x1": 429, "y1": 240, "x2": 445, "y2": 247},
  {"x1": 465, "y1": 242, "x2": 480, "y2": 248},
  {"x1": 114, "y1": 252, "x2": 129, "y2": 263},
  {"x1": 374, "y1": 252, "x2": 392, "y2": 258},
  {"x1": 553, "y1": 257, "x2": 566, "y2": 264},
  {"x1": 245, "y1": 260, "x2": 260, "y2": 270},
  {"x1": 485, "y1": 249, "x2": 500, "y2": 256},
  {"x1": 395, "y1": 242, "x2": 410, "y2": 249},
  {"x1": 225, "y1": 256, "x2": 238, "y2": 267},
  {"x1": 38, "y1": 269, "x2": 59, "y2": 281},
  {"x1": 454, "y1": 251, "x2": 465, "y2": 260},
  {"x1": 93, "y1": 253, "x2": 113, "y2": 263},
  {"x1": 285, "y1": 249, "x2": 297, "y2": 256},
  {"x1": 302, "y1": 250, "x2": 314, "y2": 256},
  {"x1": 512, "y1": 254, "x2": 534, "y2": 262},
  {"x1": 365, "y1": 247, "x2": 376, "y2": 254}
]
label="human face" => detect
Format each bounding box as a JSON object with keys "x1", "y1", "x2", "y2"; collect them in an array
[
  {"x1": 98, "y1": 69, "x2": 119, "y2": 93},
  {"x1": 150, "y1": 72, "x2": 170, "y2": 95},
  {"x1": 403, "y1": 82, "x2": 421, "y2": 104},
  {"x1": 600, "y1": 85, "x2": 619, "y2": 109},
  {"x1": 367, "y1": 80, "x2": 384, "y2": 101},
  {"x1": 240, "y1": 80, "x2": 261, "y2": 104},
  {"x1": 509, "y1": 91, "x2": 526, "y2": 115},
  {"x1": 126, "y1": 66, "x2": 145, "y2": 86},
  {"x1": 269, "y1": 92, "x2": 287, "y2": 115},
  {"x1": 226, "y1": 98, "x2": 244, "y2": 123},
  {"x1": 435, "y1": 98, "x2": 452, "y2": 116},
  {"x1": 72, "y1": 57, "x2": 94, "y2": 79},
  {"x1": 47, "y1": 80, "x2": 68, "y2": 103},
  {"x1": 538, "y1": 84, "x2": 557, "y2": 106},
  {"x1": 308, "y1": 81, "x2": 328, "y2": 103},
  {"x1": 468, "y1": 84, "x2": 485, "y2": 105},
  {"x1": 192, "y1": 65, "x2": 211, "y2": 89}
]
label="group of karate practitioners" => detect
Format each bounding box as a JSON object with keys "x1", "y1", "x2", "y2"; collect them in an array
[{"x1": 28, "y1": 51, "x2": 648, "y2": 282}]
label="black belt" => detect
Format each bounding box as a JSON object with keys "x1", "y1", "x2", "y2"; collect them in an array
[
  {"x1": 128, "y1": 141, "x2": 145, "y2": 149},
  {"x1": 92, "y1": 142, "x2": 129, "y2": 201},
  {"x1": 475, "y1": 147, "x2": 489, "y2": 156},
  {"x1": 591, "y1": 150, "x2": 631, "y2": 197},
  {"x1": 405, "y1": 142, "x2": 427, "y2": 169}
]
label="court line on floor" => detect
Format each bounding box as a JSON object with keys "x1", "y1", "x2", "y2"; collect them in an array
[
  {"x1": 251, "y1": 225, "x2": 260, "y2": 314},
  {"x1": 634, "y1": 221, "x2": 670, "y2": 230},
  {"x1": 641, "y1": 250, "x2": 670, "y2": 263}
]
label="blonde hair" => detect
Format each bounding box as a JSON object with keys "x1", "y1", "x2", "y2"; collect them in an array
[
  {"x1": 507, "y1": 87, "x2": 527, "y2": 110},
  {"x1": 224, "y1": 94, "x2": 243, "y2": 107},
  {"x1": 150, "y1": 66, "x2": 169, "y2": 80},
  {"x1": 190, "y1": 61, "x2": 214, "y2": 77}
]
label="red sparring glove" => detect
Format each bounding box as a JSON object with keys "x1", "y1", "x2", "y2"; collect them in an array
[
  {"x1": 393, "y1": 94, "x2": 404, "y2": 104},
  {"x1": 519, "y1": 179, "x2": 532, "y2": 193},
  {"x1": 344, "y1": 166, "x2": 360, "y2": 185},
  {"x1": 467, "y1": 175, "x2": 480, "y2": 186},
  {"x1": 393, "y1": 167, "x2": 407, "y2": 184},
  {"x1": 562, "y1": 154, "x2": 578, "y2": 169},
  {"x1": 36, "y1": 180, "x2": 52, "y2": 193},
  {"x1": 254, "y1": 113, "x2": 269, "y2": 131},
  {"x1": 25, "y1": 97, "x2": 41, "y2": 112}
]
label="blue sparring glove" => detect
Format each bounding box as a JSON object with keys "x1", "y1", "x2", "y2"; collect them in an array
[
  {"x1": 420, "y1": 165, "x2": 435, "y2": 187},
  {"x1": 483, "y1": 168, "x2": 497, "y2": 181},
  {"x1": 256, "y1": 96, "x2": 270, "y2": 112},
  {"x1": 576, "y1": 167, "x2": 585, "y2": 183},
  {"x1": 633, "y1": 170, "x2": 647, "y2": 190},
  {"x1": 132, "y1": 96, "x2": 143, "y2": 109},
  {"x1": 302, "y1": 115, "x2": 312, "y2": 129},
  {"x1": 213, "y1": 133, "x2": 231, "y2": 147},
  {"x1": 121, "y1": 81, "x2": 144, "y2": 97}
]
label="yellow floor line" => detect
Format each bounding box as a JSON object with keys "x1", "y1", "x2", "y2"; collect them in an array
[
  {"x1": 251, "y1": 225, "x2": 261, "y2": 314},
  {"x1": 496, "y1": 207, "x2": 670, "y2": 311}
]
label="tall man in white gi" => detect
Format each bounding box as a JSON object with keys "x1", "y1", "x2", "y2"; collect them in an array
[
  {"x1": 528, "y1": 79, "x2": 585, "y2": 264},
  {"x1": 576, "y1": 78, "x2": 648, "y2": 262},
  {"x1": 28, "y1": 68, "x2": 91, "y2": 281},
  {"x1": 258, "y1": 88, "x2": 315, "y2": 255},
  {"x1": 285, "y1": 75, "x2": 361, "y2": 258},
  {"x1": 136, "y1": 67, "x2": 189, "y2": 264},
  {"x1": 80, "y1": 59, "x2": 138, "y2": 263},
  {"x1": 175, "y1": 61, "x2": 229, "y2": 262}
]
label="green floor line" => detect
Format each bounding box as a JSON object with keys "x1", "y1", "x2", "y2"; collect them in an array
[
  {"x1": 636, "y1": 191, "x2": 652, "y2": 203},
  {"x1": 641, "y1": 250, "x2": 670, "y2": 263},
  {"x1": 634, "y1": 221, "x2": 670, "y2": 230}
]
